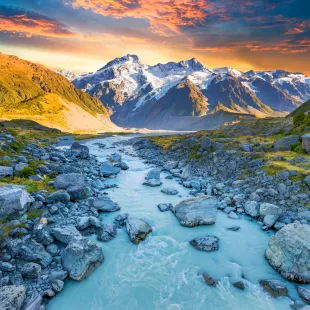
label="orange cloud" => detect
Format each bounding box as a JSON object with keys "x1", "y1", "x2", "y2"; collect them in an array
[
  {"x1": 0, "y1": 12, "x2": 77, "y2": 38},
  {"x1": 69, "y1": 0, "x2": 209, "y2": 36}
]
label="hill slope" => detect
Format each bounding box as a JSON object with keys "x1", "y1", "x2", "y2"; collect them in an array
[
  {"x1": 288, "y1": 100, "x2": 310, "y2": 117},
  {"x1": 0, "y1": 53, "x2": 119, "y2": 133}
]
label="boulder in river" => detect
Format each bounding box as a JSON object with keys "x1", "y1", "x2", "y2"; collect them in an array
[
  {"x1": 100, "y1": 163, "x2": 121, "y2": 177},
  {"x1": 97, "y1": 224, "x2": 117, "y2": 242},
  {"x1": 190, "y1": 235, "x2": 219, "y2": 252},
  {"x1": 233, "y1": 281, "x2": 245, "y2": 290},
  {"x1": 51, "y1": 225, "x2": 81, "y2": 244},
  {"x1": 143, "y1": 168, "x2": 162, "y2": 187},
  {"x1": 265, "y1": 223, "x2": 310, "y2": 283},
  {"x1": 297, "y1": 286, "x2": 310, "y2": 304},
  {"x1": 0, "y1": 285, "x2": 26, "y2": 310},
  {"x1": 173, "y1": 196, "x2": 218, "y2": 227},
  {"x1": 93, "y1": 197, "x2": 120, "y2": 212},
  {"x1": 0, "y1": 185, "x2": 33, "y2": 218},
  {"x1": 202, "y1": 272, "x2": 218, "y2": 287},
  {"x1": 161, "y1": 188, "x2": 179, "y2": 195},
  {"x1": 126, "y1": 217, "x2": 152, "y2": 244},
  {"x1": 157, "y1": 203, "x2": 173, "y2": 212},
  {"x1": 259, "y1": 280, "x2": 288, "y2": 298},
  {"x1": 61, "y1": 236, "x2": 104, "y2": 281}
]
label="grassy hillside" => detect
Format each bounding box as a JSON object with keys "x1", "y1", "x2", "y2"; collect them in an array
[
  {"x1": 288, "y1": 100, "x2": 310, "y2": 117},
  {"x1": 0, "y1": 53, "x2": 119, "y2": 133}
]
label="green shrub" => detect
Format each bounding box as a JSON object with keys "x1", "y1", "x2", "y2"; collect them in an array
[
  {"x1": 19, "y1": 166, "x2": 35, "y2": 178},
  {"x1": 9, "y1": 142, "x2": 23, "y2": 153},
  {"x1": 293, "y1": 112, "x2": 305, "y2": 127},
  {"x1": 27, "y1": 209, "x2": 43, "y2": 221}
]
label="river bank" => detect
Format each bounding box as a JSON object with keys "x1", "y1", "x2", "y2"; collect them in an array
[{"x1": 0, "y1": 129, "x2": 309, "y2": 310}]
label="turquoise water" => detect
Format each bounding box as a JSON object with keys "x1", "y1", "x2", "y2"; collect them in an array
[{"x1": 48, "y1": 135, "x2": 297, "y2": 310}]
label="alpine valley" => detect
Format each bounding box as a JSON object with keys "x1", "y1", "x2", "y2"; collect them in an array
[{"x1": 65, "y1": 54, "x2": 310, "y2": 130}]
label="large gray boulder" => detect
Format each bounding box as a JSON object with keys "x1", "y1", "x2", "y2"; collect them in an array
[
  {"x1": 126, "y1": 217, "x2": 152, "y2": 244},
  {"x1": 302, "y1": 134, "x2": 310, "y2": 154},
  {"x1": 244, "y1": 200, "x2": 259, "y2": 218},
  {"x1": 265, "y1": 223, "x2": 310, "y2": 283},
  {"x1": 100, "y1": 163, "x2": 121, "y2": 177},
  {"x1": 61, "y1": 236, "x2": 104, "y2": 281},
  {"x1": 0, "y1": 166, "x2": 13, "y2": 177},
  {"x1": 0, "y1": 185, "x2": 33, "y2": 218},
  {"x1": 143, "y1": 168, "x2": 162, "y2": 187},
  {"x1": 92, "y1": 197, "x2": 120, "y2": 212},
  {"x1": 173, "y1": 196, "x2": 218, "y2": 227},
  {"x1": 51, "y1": 225, "x2": 81, "y2": 244},
  {"x1": 190, "y1": 235, "x2": 219, "y2": 252},
  {"x1": 7, "y1": 239, "x2": 52, "y2": 267},
  {"x1": 0, "y1": 285, "x2": 26, "y2": 310},
  {"x1": 71, "y1": 142, "x2": 89, "y2": 159},
  {"x1": 54, "y1": 173, "x2": 85, "y2": 190},
  {"x1": 273, "y1": 135, "x2": 300, "y2": 151}
]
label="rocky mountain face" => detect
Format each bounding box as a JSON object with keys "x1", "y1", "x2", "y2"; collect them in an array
[
  {"x1": 69, "y1": 54, "x2": 310, "y2": 130},
  {"x1": 55, "y1": 69, "x2": 81, "y2": 82},
  {"x1": 0, "y1": 53, "x2": 119, "y2": 133}
]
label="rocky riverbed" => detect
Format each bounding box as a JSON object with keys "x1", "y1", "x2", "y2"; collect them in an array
[{"x1": 0, "y1": 131, "x2": 309, "y2": 310}]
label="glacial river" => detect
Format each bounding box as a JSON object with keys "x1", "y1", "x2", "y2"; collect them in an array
[{"x1": 48, "y1": 134, "x2": 300, "y2": 310}]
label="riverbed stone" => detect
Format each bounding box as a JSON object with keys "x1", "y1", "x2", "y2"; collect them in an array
[
  {"x1": 100, "y1": 163, "x2": 121, "y2": 177},
  {"x1": 259, "y1": 280, "x2": 288, "y2": 298},
  {"x1": 125, "y1": 217, "x2": 152, "y2": 244},
  {"x1": 265, "y1": 223, "x2": 310, "y2": 283},
  {"x1": 67, "y1": 185, "x2": 90, "y2": 201},
  {"x1": 173, "y1": 196, "x2": 218, "y2": 227},
  {"x1": 202, "y1": 272, "x2": 218, "y2": 287},
  {"x1": 7, "y1": 238, "x2": 52, "y2": 268},
  {"x1": 233, "y1": 281, "x2": 245, "y2": 290},
  {"x1": 71, "y1": 142, "x2": 89, "y2": 159},
  {"x1": 161, "y1": 188, "x2": 179, "y2": 195},
  {"x1": 21, "y1": 263, "x2": 41, "y2": 279},
  {"x1": 157, "y1": 203, "x2": 173, "y2": 212},
  {"x1": 201, "y1": 136, "x2": 211, "y2": 151},
  {"x1": 297, "y1": 286, "x2": 310, "y2": 304},
  {"x1": 260, "y1": 203, "x2": 282, "y2": 217},
  {"x1": 0, "y1": 185, "x2": 33, "y2": 218},
  {"x1": 61, "y1": 236, "x2": 104, "y2": 281},
  {"x1": 0, "y1": 285, "x2": 26, "y2": 310},
  {"x1": 51, "y1": 225, "x2": 81, "y2": 244},
  {"x1": 93, "y1": 197, "x2": 120, "y2": 212},
  {"x1": 244, "y1": 200, "x2": 259, "y2": 218},
  {"x1": 54, "y1": 173, "x2": 85, "y2": 189},
  {"x1": 97, "y1": 224, "x2": 117, "y2": 242},
  {"x1": 190, "y1": 235, "x2": 219, "y2": 252},
  {"x1": 47, "y1": 190, "x2": 70, "y2": 204}
]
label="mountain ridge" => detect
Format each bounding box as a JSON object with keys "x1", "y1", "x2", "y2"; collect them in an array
[{"x1": 63, "y1": 54, "x2": 310, "y2": 130}]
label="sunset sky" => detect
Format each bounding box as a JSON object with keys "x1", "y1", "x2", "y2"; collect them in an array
[{"x1": 0, "y1": 0, "x2": 309, "y2": 74}]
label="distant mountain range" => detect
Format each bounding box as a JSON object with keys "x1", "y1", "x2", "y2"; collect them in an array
[
  {"x1": 59, "y1": 54, "x2": 310, "y2": 130},
  {"x1": 0, "y1": 53, "x2": 118, "y2": 133}
]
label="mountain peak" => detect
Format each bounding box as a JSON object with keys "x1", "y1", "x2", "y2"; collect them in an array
[{"x1": 98, "y1": 54, "x2": 140, "y2": 71}]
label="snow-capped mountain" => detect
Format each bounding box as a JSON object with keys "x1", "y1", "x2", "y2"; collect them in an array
[
  {"x1": 71, "y1": 54, "x2": 310, "y2": 130},
  {"x1": 55, "y1": 69, "x2": 81, "y2": 82}
]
